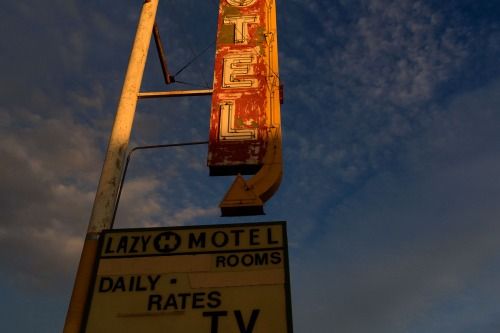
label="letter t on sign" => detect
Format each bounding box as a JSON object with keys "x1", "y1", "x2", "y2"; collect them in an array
[
  {"x1": 203, "y1": 311, "x2": 228, "y2": 333},
  {"x1": 224, "y1": 16, "x2": 259, "y2": 44}
]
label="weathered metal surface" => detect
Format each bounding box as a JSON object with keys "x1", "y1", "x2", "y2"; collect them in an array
[
  {"x1": 208, "y1": 0, "x2": 281, "y2": 177},
  {"x1": 83, "y1": 222, "x2": 293, "y2": 333},
  {"x1": 64, "y1": 1, "x2": 160, "y2": 332},
  {"x1": 138, "y1": 89, "x2": 213, "y2": 99}
]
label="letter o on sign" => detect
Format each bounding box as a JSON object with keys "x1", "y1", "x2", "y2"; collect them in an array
[{"x1": 226, "y1": 0, "x2": 257, "y2": 7}]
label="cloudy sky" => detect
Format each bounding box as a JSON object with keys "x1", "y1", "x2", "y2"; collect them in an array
[{"x1": 1, "y1": 0, "x2": 500, "y2": 332}]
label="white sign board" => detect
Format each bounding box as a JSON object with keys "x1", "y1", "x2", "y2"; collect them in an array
[{"x1": 83, "y1": 221, "x2": 292, "y2": 332}]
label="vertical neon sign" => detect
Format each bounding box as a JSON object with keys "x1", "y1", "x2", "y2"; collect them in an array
[{"x1": 208, "y1": 0, "x2": 281, "y2": 178}]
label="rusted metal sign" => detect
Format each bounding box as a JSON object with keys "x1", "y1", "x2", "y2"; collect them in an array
[{"x1": 208, "y1": 0, "x2": 282, "y2": 177}]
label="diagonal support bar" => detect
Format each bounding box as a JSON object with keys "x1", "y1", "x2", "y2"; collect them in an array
[{"x1": 153, "y1": 22, "x2": 174, "y2": 84}]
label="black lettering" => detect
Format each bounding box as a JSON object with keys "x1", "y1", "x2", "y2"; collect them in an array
[
  {"x1": 189, "y1": 232, "x2": 206, "y2": 249},
  {"x1": 98, "y1": 277, "x2": 113, "y2": 292},
  {"x1": 207, "y1": 291, "x2": 222, "y2": 308},
  {"x1": 104, "y1": 237, "x2": 115, "y2": 254},
  {"x1": 230, "y1": 229, "x2": 244, "y2": 246},
  {"x1": 227, "y1": 255, "x2": 239, "y2": 267},
  {"x1": 212, "y1": 231, "x2": 229, "y2": 248},
  {"x1": 148, "y1": 275, "x2": 161, "y2": 291},
  {"x1": 163, "y1": 294, "x2": 178, "y2": 310},
  {"x1": 116, "y1": 237, "x2": 128, "y2": 253},
  {"x1": 129, "y1": 276, "x2": 135, "y2": 291},
  {"x1": 135, "y1": 276, "x2": 147, "y2": 291},
  {"x1": 254, "y1": 252, "x2": 269, "y2": 266},
  {"x1": 203, "y1": 311, "x2": 228, "y2": 333},
  {"x1": 193, "y1": 292, "x2": 205, "y2": 309},
  {"x1": 234, "y1": 309, "x2": 260, "y2": 333},
  {"x1": 112, "y1": 277, "x2": 125, "y2": 292},
  {"x1": 141, "y1": 235, "x2": 151, "y2": 252},
  {"x1": 154, "y1": 232, "x2": 181, "y2": 253},
  {"x1": 216, "y1": 255, "x2": 226, "y2": 268},
  {"x1": 178, "y1": 293, "x2": 190, "y2": 309},
  {"x1": 242, "y1": 254, "x2": 254, "y2": 266},
  {"x1": 267, "y1": 227, "x2": 279, "y2": 245},
  {"x1": 249, "y1": 229, "x2": 260, "y2": 245},
  {"x1": 270, "y1": 251, "x2": 282, "y2": 264},
  {"x1": 129, "y1": 236, "x2": 140, "y2": 253},
  {"x1": 148, "y1": 294, "x2": 162, "y2": 311},
  {"x1": 215, "y1": 252, "x2": 279, "y2": 268}
]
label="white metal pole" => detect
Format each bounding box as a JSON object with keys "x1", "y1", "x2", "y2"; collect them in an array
[{"x1": 63, "y1": 1, "x2": 159, "y2": 332}]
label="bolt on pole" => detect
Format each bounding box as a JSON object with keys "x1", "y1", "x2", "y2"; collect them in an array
[{"x1": 63, "y1": 1, "x2": 159, "y2": 332}]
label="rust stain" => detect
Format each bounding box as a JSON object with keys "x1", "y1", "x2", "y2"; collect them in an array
[{"x1": 208, "y1": 0, "x2": 273, "y2": 174}]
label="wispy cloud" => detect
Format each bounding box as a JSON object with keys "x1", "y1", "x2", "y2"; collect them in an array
[
  {"x1": 0, "y1": 0, "x2": 218, "y2": 291},
  {"x1": 276, "y1": 0, "x2": 488, "y2": 246},
  {"x1": 0, "y1": 106, "x2": 100, "y2": 288},
  {"x1": 291, "y1": 78, "x2": 500, "y2": 333}
]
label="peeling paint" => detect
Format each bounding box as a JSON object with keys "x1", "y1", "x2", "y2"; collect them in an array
[{"x1": 208, "y1": 0, "x2": 277, "y2": 176}]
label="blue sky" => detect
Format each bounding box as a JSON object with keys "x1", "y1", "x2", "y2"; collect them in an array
[{"x1": 1, "y1": 0, "x2": 500, "y2": 332}]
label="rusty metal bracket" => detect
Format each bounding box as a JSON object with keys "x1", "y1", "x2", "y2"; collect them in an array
[
  {"x1": 138, "y1": 89, "x2": 213, "y2": 99},
  {"x1": 153, "y1": 22, "x2": 175, "y2": 84}
]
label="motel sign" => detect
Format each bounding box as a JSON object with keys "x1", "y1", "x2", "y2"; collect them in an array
[{"x1": 208, "y1": 0, "x2": 282, "y2": 177}]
